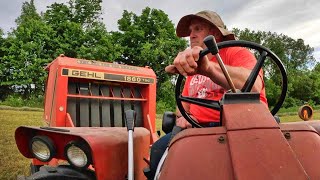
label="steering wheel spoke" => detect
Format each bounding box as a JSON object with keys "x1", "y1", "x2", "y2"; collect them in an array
[
  {"x1": 179, "y1": 95, "x2": 220, "y2": 110},
  {"x1": 241, "y1": 50, "x2": 268, "y2": 92}
]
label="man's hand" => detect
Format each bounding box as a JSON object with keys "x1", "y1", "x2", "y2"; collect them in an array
[
  {"x1": 176, "y1": 116, "x2": 192, "y2": 129},
  {"x1": 165, "y1": 46, "x2": 211, "y2": 77}
]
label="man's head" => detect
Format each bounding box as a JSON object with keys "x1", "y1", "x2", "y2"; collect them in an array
[{"x1": 176, "y1": 10, "x2": 235, "y2": 48}]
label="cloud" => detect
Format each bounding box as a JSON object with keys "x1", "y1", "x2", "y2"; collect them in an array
[
  {"x1": 1, "y1": 0, "x2": 319, "y2": 61},
  {"x1": 0, "y1": 0, "x2": 25, "y2": 32}
]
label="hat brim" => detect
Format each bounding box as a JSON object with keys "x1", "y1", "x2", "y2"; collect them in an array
[{"x1": 176, "y1": 14, "x2": 235, "y2": 40}]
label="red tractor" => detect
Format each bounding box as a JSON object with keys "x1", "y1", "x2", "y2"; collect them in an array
[
  {"x1": 15, "y1": 36, "x2": 320, "y2": 180},
  {"x1": 16, "y1": 55, "x2": 158, "y2": 179}
]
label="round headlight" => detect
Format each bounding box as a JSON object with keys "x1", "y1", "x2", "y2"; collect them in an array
[
  {"x1": 65, "y1": 141, "x2": 91, "y2": 168},
  {"x1": 30, "y1": 136, "x2": 56, "y2": 162}
]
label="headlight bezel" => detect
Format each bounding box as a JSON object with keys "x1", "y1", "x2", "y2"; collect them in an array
[
  {"x1": 64, "y1": 141, "x2": 92, "y2": 169},
  {"x1": 29, "y1": 135, "x2": 56, "y2": 162}
]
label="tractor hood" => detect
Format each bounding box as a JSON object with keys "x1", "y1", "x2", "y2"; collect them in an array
[
  {"x1": 15, "y1": 126, "x2": 150, "y2": 180},
  {"x1": 158, "y1": 102, "x2": 320, "y2": 180}
]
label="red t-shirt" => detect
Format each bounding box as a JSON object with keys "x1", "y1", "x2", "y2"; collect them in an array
[{"x1": 182, "y1": 47, "x2": 268, "y2": 123}]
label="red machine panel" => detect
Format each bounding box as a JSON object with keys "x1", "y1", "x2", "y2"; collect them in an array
[{"x1": 43, "y1": 55, "x2": 157, "y2": 142}]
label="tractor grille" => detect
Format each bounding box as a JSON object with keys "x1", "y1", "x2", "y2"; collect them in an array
[{"x1": 66, "y1": 81, "x2": 144, "y2": 127}]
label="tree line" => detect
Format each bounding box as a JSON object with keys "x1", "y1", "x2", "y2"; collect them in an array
[{"x1": 0, "y1": 0, "x2": 318, "y2": 112}]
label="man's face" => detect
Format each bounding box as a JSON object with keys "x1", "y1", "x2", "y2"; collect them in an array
[{"x1": 189, "y1": 18, "x2": 222, "y2": 48}]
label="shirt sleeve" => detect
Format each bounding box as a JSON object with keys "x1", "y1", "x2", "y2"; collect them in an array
[
  {"x1": 226, "y1": 47, "x2": 257, "y2": 69},
  {"x1": 226, "y1": 47, "x2": 265, "y2": 89}
]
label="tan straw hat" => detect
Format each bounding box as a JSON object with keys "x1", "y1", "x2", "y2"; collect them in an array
[{"x1": 176, "y1": 10, "x2": 235, "y2": 40}]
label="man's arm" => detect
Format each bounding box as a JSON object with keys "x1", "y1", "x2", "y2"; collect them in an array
[
  {"x1": 165, "y1": 47, "x2": 263, "y2": 93},
  {"x1": 206, "y1": 62, "x2": 263, "y2": 92}
]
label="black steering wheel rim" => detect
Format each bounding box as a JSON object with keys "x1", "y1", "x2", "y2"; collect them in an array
[{"x1": 175, "y1": 40, "x2": 288, "y2": 128}]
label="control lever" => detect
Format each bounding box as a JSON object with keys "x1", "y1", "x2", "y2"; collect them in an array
[
  {"x1": 125, "y1": 110, "x2": 136, "y2": 180},
  {"x1": 202, "y1": 35, "x2": 237, "y2": 93}
]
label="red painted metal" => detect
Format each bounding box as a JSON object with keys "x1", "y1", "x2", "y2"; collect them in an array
[
  {"x1": 223, "y1": 103, "x2": 308, "y2": 179},
  {"x1": 41, "y1": 55, "x2": 159, "y2": 141},
  {"x1": 15, "y1": 55, "x2": 320, "y2": 179},
  {"x1": 160, "y1": 127, "x2": 234, "y2": 180},
  {"x1": 65, "y1": 113, "x2": 75, "y2": 127},
  {"x1": 223, "y1": 103, "x2": 278, "y2": 130},
  {"x1": 43, "y1": 55, "x2": 157, "y2": 133},
  {"x1": 281, "y1": 123, "x2": 320, "y2": 179},
  {"x1": 227, "y1": 129, "x2": 307, "y2": 179},
  {"x1": 159, "y1": 102, "x2": 320, "y2": 179},
  {"x1": 18, "y1": 55, "x2": 159, "y2": 173},
  {"x1": 15, "y1": 126, "x2": 150, "y2": 180}
]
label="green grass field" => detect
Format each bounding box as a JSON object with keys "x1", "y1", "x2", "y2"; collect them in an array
[
  {"x1": 1, "y1": 109, "x2": 319, "y2": 179},
  {"x1": 0, "y1": 110, "x2": 43, "y2": 180}
]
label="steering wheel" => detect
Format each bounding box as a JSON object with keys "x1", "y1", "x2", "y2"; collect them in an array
[{"x1": 175, "y1": 36, "x2": 288, "y2": 128}]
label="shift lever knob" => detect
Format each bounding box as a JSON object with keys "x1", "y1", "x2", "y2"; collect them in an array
[{"x1": 203, "y1": 35, "x2": 219, "y2": 55}]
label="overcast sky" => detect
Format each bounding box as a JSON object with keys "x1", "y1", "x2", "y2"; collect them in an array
[{"x1": 1, "y1": 0, "x2": 320, "y2": 62}]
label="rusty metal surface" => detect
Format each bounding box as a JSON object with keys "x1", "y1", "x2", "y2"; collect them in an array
[
  {"x1": 160, "y1": 129, "x2": 234, "y2": 180},
  {"x1": 223, "y1": 103, "x2": 308, "y2": 179},
  {"x1": 284, "y1": 130, "x2": 320, "y2": 179},
  {"x1": 281, "y1": 120, "x2": 320, "y2": 134},
  {"x1": 280, "y1": 121, "x2": 319, "y2": 133},
  {"x1": 304, "y1": 120, "x2": 320, "y2": 134},
  {"x1": 222, "y1": 103, "x2": 279, "y2": 130},
  {"x1": 169, "y1": 126, "x2": 227, "y2": 147},
  {"x1": 160, "y1": 103, "x2": 320, "y2": 179},
  {"x1": 227, "y1": 129, "x2": 308, "y2": 180}
]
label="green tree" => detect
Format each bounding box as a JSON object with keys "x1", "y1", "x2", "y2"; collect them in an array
[
  {"x1": 78, "y1": 22, "x2": 123, "y2": 61},
  {"x1": 43, "y1": 2, "x2": 84, "y2": 58},
  {"x1": 113, "y1": 7, "x2": 187, "y2": 100},
  {"x1": 156, "y1": 79, "x2": 177, "y2": 113},
  {"x1": 0, "y1": 0, "x2": 119, "y2": 99},
  {"x1": 1, "y1": 0, "x2": 55, "y2": 97},
  {"x1": 68, "y1": 0, "x2": 102, "y2": 27},
  {"x1": 233, "y1": 28, "x2": 316, "y2": 108},
  {"x1": 43, "y1": 3, "x2": 72, "y2": 29},
  {"x1": 0, "y1": 28, "x2": 12, "y2": 100},
  {"x1": 233, "y1": 28, "x2": 315, "y2": 71},
  {"x1": 310, "y1": 63, "x2": 320, "y2": 104},
  {"x1": 15, "y1": 0, "x2": 41, "y2": 25},
  {"x1": 44, "y1": 1, "x2": 119, "y2": 60},
  {"x1": 0, "y1": 28, "x2": 4, "y2": 59}
]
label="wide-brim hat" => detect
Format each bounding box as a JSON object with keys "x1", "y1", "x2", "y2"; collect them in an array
[{"x1": 176, "y1": 10, "x2": 235, "y2": 40}]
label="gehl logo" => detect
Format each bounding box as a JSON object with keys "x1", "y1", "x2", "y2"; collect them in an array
[
  {"x1": 71, "y1": 70, "x2": 103, "y2": 79},
  {"x1": 62, "y1": 68, "x2": 154, "y2": 84},
  {"x1": 62, "y1": 69, "x2": 104, "y2": 80}
]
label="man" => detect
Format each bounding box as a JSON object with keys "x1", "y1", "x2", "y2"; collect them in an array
[{"x1": 148, "y1": 10, "x2": 267, "y2": 178}]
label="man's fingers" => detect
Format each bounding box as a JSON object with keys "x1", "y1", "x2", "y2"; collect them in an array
[
  {"x1": 176, "y1": 117, "x2": 192, "y2": 129},
  {"x1": 165, "y1": 65, "x2": 179, "y2": 74},
  {"x1": 192, "y1": 46, "x2": 202, "y2": 62},
  {"x1": 176, "y1": 50, "x2": 197, "y2": 75},
  {"x1": 173, "y1": 53, "x2": 187, "y2": 76},
  {"x1": 166, "y1": 47, "x2": 203, "y2": 76},
  {"x1": 176, "y1": 117, "x2": 186, "y2": 128},
  {"x1": 186, "y1": 53, "x2": 198, "y2": 68}
]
